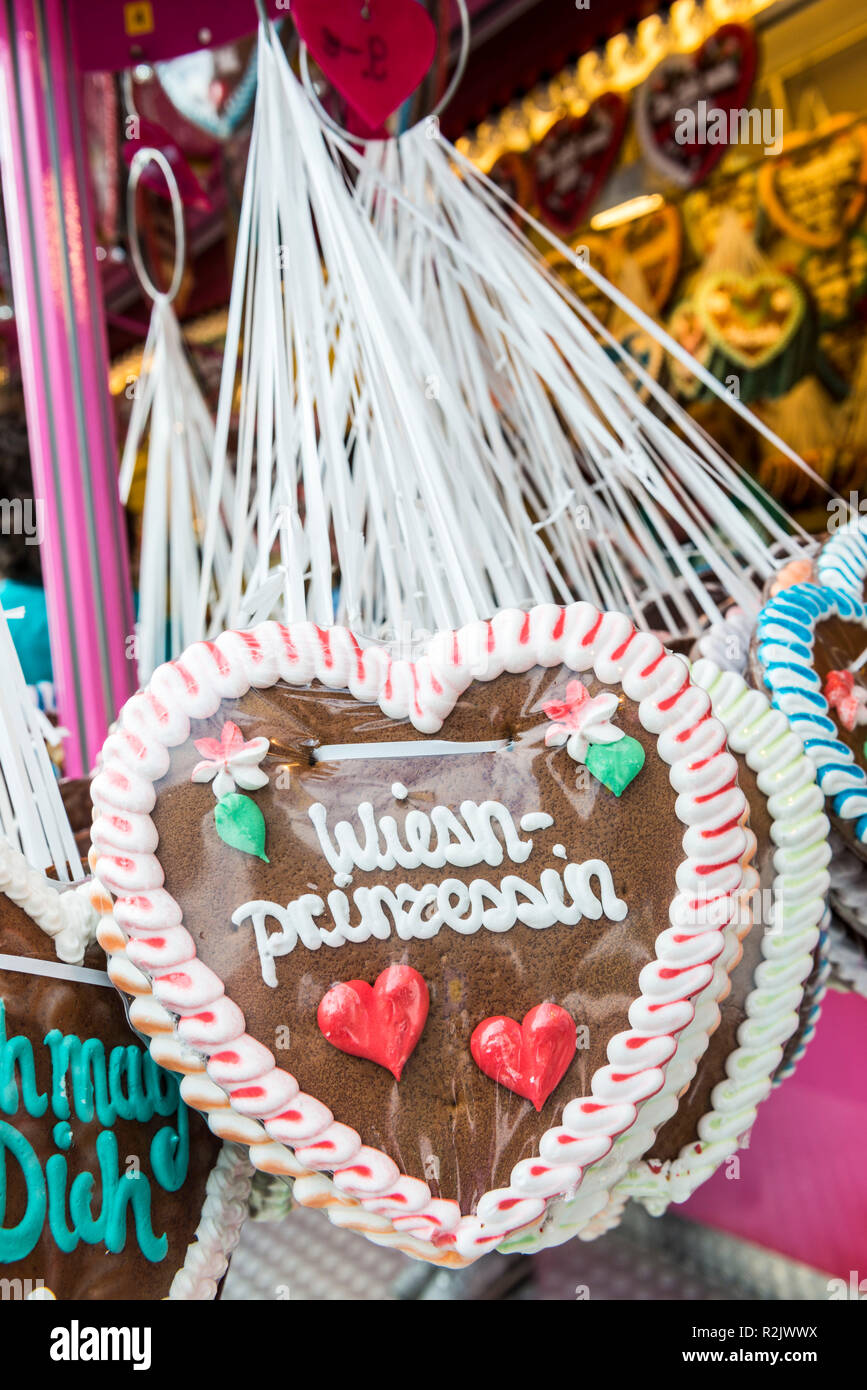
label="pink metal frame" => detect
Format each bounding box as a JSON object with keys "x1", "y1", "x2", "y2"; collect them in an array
[{"x1": 0, "y1": 0, "x2": 136, "y2": 773}]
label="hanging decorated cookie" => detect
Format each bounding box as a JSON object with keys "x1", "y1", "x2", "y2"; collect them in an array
[
  {"x1": 91, "y1": 604, "x2": 753, "y2": 1264},
  {"x1": 758, "y1": 116, "x2": 867, "y2": 251},
  {"x1": 609, "y1": 204, "x2": 682, "y2": 314},
  {"x1": 486, "y1": 149, "x2": 534, "y2": 223},
  {"x1": 752, "y1": 583, "x2": 867, "y2": 869},
  {"x1": 610, "y1": 659, "x2": 830, "y2": 1215},
  {"x1": 532, "y1": 94, "x2": 628, "y2": 238},
  {"x1": 0, "y1": 843, "x2": 251, "y2": 1299},
  {"x1": 634, "y1": 23, "x2": 757, "y2": 189}
]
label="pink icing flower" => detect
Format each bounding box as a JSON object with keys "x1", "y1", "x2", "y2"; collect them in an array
[
  {"x1": 824, "y1": 669, "x2": 867, "y2": 733},
  {"x1": 192, "y1": 720, "x2": 270, "y2": 799},
  {"x1": 542, "y1": 679, "x2": 623, "y2": 764}
]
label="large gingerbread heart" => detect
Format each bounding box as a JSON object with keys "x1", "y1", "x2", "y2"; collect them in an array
[
  {"x1": 533, "y1": 94, "x2": 628, "y2": 238},
  {"x1": 695, "y1": 269, "x2": 805, "y2": 370},
  {"x1": 93, "y1": 604, "x2": 750, "y2": 1263},
  {"x1": 635, "y1": 23, "x2": 757, "y2": 189},
  {"x1": 759, "y1": 117, "x2": 867, "y2": 251},
  {"x1": 0, "y1": 875, "x2": 249, "y2": 1299}
]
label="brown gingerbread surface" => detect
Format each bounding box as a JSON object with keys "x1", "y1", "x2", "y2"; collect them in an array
[
  {"x1": 0, "y1": 892, "x2": 220, "y2": 1299},
  {"x1": 150, "y1": 666, "x2": 710, "y2": 1214}
]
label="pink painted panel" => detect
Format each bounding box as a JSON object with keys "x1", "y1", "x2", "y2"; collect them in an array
[{"x1": 682, "y1": 989, "x2": 867, "y2": 1280}]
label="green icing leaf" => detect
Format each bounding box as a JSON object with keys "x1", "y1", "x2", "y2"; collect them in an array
[
  {"x1": 585, "y1": 735, "x2": 645, "y2": 796},
  {"x1": 215, "y1": 793, "x2": 270, "y2": 862}
]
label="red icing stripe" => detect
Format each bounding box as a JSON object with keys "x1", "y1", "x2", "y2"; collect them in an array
[
  {"x1": 314, "y1": 627, "x2": 333, "y2": 668},
  {"x1": 694, "y1": 857, "x2": 740, "y2": 876},
  {"x1": 232, "y1": 1086, "x2": 265, "y2": 1099},
  {"x1": 695, "y1": 774, "x2": 737, "y2": 803},
  {"x1": 204, "y1": 641, "x2": 231, "y2": 676},
  {"x1": 676, "y1": 709, "x2": 711, "y2": 743},
  {"x1": 174, "y1": 662, "x2": 198, "y2": 694},
  {"x1": 348, "y1": 632, "x2": 365, "y2": 683},
  {"x1": 147, "y1": 695, "x2": 170, "y2": 724},
  {"x1": 211, "y1": 1051, "x2": 240, "y2": 1064},
  {"x1": 657, "y1": 676, "x2": 689, "y2": 711},
  {"x1": 702, "y1": 813, "x2": 743, "y2": 838},
  {"x1": 122, "y1": 730, "x2": 147, "y2": 759},
  {"x1": 519, "y1": 613, "x2": 531, "y2": 644},
  {"x1": 160, "y1": 972, "x2": 190, "y2": 987},
  {"x1": 240, "y1": 631, "x2": 263, "y2": 663},
  {"x1": 582, "y1": 613, "x2": 602, "y2": 646},
  {"x1": 640, "y1": 651, "x2": 665, "y2": 677},
  {"x1": 486, "y1": 621, "x2": 495, "y2": 653},
  {"x1": 610, "y1": 632, "x2": 635, "y2": 661},
  {"x1": 452, "y1": 631, "x2": 460, "y2": 665},
  {"x1": 552, "y1": 609, "x2": 566, "y2": 640},
  {"x1": 689, "y1": 741, "x2": 726, "y2": 771},
  {"x1": 277, "y1": 624, "x2": 298, "y2": 662}
]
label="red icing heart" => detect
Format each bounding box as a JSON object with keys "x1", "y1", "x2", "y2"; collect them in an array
[
  {"x1": 636, "y1": 23, "x2": 757, "y2": 189},
  {"x1": 470, "y1": 1002, "x2": 577, "y2": 1112},
  {"x1": 318, "y1": 964, "x2": 429, "y2": 1080},
  {"x1": 291, "y1": 0, "x2": 438, "y2": 131},
  {"x1": 533, "y1": 93, "x2": 628, "y2": 237}
]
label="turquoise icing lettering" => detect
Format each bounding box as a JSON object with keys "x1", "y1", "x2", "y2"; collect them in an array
[
  {"x1": 149, "y1": 1090, "x2": 189, "y2": 1193},
  {"x1": 0, "y1": 1001, "x2": 47, "y2": 1118},
  {"x1": 0, "y1": 1119, "x2": 46, "y2": 1261},
  {"x1": 44, "y1": 1030, "x2": 115, "y2": 1126},
  {"x1": 97, "y1": 1130, "x2": 167, "y2": 1263}
]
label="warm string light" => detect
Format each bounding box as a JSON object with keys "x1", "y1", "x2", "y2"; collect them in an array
[{"x1": 456, "y1": 0, "x2": 777, "y2": 173}]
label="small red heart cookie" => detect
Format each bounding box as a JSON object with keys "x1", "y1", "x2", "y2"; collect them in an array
[
  {"x1": 471, "y1": 1002, "x2": 576, "y2": 1111},
  {"x1": 318, "y1": 964, "x2": 429, "y2": 1080}
]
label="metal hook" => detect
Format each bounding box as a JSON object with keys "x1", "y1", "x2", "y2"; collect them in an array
[{"x1": 126, "y1": 147, "x2": 186, "y2": 306}]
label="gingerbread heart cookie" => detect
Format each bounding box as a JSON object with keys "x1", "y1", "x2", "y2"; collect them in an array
[
  {"x1": 616, "y1": 659, "x2": 829, "y2": 1212},
  {"x1": 92, "y1": 603, "x2": 751, "y2": 1264},
  {"x1": 533, "y1": 94, "x2": 628, "y2": 237},
  {"x1": 0, "y1": 853, "x2": 250, "y2": 1299},
  {"x1": 695, "y1": 270, "x2": 805, "y2": 371},
  {"x1": 753, "y1": 583, "x2": 867, "y2": 865},
  {"x1": 759, "y1": 117, "x2": 867, "y2": 251}
]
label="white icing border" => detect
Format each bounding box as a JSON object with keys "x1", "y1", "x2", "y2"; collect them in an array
[
  {"x1": 614, "y1": 658, "x2": 829, "y2": 1210},
  {"x1": 92, "y1": 603, "x2": 749, "y2": 1264},
  {"x1": 168, "y1": 1143, "x2": 254, "y2": 1300},
  {"x1": 0, "y1": 837, "x2": 98, "y2": 965}
]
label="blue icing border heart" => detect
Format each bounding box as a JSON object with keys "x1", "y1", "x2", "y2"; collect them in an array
[
  {"x1": 756, "y1": 581, "x2": 867, "y2": 843},
  {"x1": 817, "y1": 514, "x2": 867, "y2": 602}
]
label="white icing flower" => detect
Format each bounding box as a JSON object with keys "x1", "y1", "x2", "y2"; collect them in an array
[
  {"x1": 542, "y1": 679, "x2": 623, "y2": 764},
  {"x1": 191, "y1": 720, "x2": 270, "y2": 799}
]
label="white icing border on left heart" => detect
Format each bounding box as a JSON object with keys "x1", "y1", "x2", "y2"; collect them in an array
[{"x1": 92, "y1": 602, "x2": 749, "y2": 1264}]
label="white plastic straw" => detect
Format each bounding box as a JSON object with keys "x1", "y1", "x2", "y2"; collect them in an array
[{"x1": 0, "y1": 603, "x2": 81, "y2": 880}]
